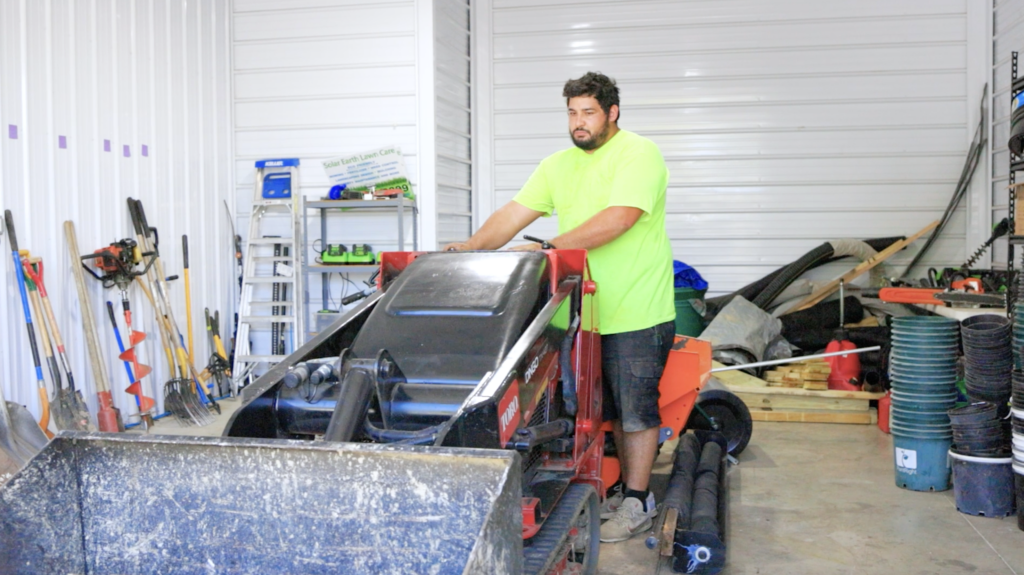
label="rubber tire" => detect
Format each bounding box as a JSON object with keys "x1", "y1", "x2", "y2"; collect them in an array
[{"x1": 686, "y1": 396, "x2": 753, "y2": 456}]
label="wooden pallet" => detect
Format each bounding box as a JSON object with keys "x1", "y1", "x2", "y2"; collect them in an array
[{"x1": 712, "y1": 361, "x2": 885, "y2": 425}]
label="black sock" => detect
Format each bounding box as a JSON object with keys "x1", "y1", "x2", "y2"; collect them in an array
[{"x1": 624, "y1": 488, "x2": 650, "y2": 512}]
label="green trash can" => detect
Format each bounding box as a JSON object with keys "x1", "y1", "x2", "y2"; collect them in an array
[{"x1": 673, "y1": 287, "x2": 707, "y2": 336}]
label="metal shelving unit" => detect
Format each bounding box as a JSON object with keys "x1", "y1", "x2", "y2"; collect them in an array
[
  {"x1": 300, "y1": 197, "x2": 418, "y2": 342},
  {"x1": 1010, "y1": 52, "x2": 1023, "y2": 314}
]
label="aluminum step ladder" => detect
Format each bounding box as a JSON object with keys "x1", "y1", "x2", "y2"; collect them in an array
[{"x1": 232, "y1": 159, "x2": 304, "y2": 393}]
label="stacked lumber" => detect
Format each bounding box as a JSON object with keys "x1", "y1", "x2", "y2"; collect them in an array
[
  {"x1": 764, "y1": 360, "x2": 830, "y2": 391},
  {"x1": 712, "y1": 361, "x2": 883, "y2": 425}
]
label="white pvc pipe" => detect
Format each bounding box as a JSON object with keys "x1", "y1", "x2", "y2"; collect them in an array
[{"x1": 710, "y1": 346, "x2": 882, "y2": 373}]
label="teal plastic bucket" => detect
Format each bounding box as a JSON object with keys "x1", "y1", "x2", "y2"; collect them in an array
[
  {"x1": 892, "y1": 431, "x2": 953, "y2": 492},
  {"x1": 673, "y1": 287, "x2": 706, "y2": 337}
]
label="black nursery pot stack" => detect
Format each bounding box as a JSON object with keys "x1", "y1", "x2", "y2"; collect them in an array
[
  {"x1": 961, "y1": 315, "x2": 1013, "y2": 405},
  {"x1": 1014, "y1": 361, "x2": 1024, "y2": 529}
]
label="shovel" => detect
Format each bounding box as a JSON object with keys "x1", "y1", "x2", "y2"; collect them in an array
[
  {"x1": 4, "y1": 211, "x2": 51, "y2": 438},
  {"x1": 0, "y1": 376, "x2": 48, "y2": 469},
  {"x1": 22, "y1": 256, "x2": 94, "y2": 431}
]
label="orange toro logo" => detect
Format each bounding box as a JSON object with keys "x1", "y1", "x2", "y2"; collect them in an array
[{"x1": 498, "y1": 380, "x2": 521, "y2": 447}]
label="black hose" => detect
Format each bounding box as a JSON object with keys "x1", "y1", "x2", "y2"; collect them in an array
[
  {"x1": 705, "y1": 237, "x2": 904, "y2": 318},
  {"x1": 751, "y1": 243, "x2": 835, "y2": 309}
]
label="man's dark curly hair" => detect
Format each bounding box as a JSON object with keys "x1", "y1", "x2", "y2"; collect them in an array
[{"x1": 563, "y1": 72, "x2": 620, "y2": 120}]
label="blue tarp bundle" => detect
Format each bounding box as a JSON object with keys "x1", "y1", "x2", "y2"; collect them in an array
[{"x1": 674, "y1": 260, "x2": 708, "y2": 291}]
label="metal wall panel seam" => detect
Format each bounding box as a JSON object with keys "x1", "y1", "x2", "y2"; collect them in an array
[
  {"x1": 495, "y1": 69, "x2": 969, "y2": 90},
  {"x1": 491, "y1": 11, "x2": 967, "y2": 31},
  {"x1": 232, "y1": 31, "x2": 416, "y2": 47},
  {"x1": 233, "y1": 61, "x2": 418, "y2": 75},
  {"x1": 234, "y1": 122, "x2": 418, "y2": 132},
  {"x1": 233, "y1": 0, "x2": 413, "y2": 17},
  {"x1": 235, "y1": 92, "x2": 417, "y2": 104},
  {"x1": 494, "y1": 125, "x2": 969, "y2": 139},
  {"x1": 496, "y1": 96, "x2": 967, "y2": 115}
]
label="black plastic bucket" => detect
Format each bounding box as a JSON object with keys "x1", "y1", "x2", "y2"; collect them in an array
[
  {"x1": 1015, "y1": 464, "x2": 1024, "y2": 530},
  {"x1": 950, "y1": 451, "x2": 1016, "y2": 517},
  {"x1": 948, "y1": 403, "x2": 998, "y2": 426}
]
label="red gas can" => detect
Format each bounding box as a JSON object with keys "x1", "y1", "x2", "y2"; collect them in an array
[
  {"x1": 878, "y1": 391, "x2": 891, "y2": 434},
  {"x1": 826, "y1": 338, "x2": 861, "y2": 391}
]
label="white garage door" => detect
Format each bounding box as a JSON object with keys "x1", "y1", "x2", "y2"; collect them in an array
[{"x1": 480, "y1": 0, "x2": 979, "y2": 296}]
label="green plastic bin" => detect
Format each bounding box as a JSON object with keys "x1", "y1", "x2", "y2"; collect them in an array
[{"x1": 674, "y1": 287, "x2": 707, "y2": 336}]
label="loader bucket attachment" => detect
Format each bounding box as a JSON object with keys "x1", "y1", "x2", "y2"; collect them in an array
[{"x1": 0, "y1": 432, "x2": 523, "y2": 575}]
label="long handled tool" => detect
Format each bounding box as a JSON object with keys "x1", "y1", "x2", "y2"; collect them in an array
[
  {"x1": 127, "y1": 199, "x2": 214, "y2": 424},
  {"x1": 204, "y1": 308, "x2": 231, "y2": 397},
  {"x1": 4, "y1": 211, "x2": 52, "y2": 438},
  {"x1": 64, "y1": 220, "x2": 122, "y2": 432},
  {"x1": 131, "y1": 201, "x2": 217, "y2": 416},
  {"x1": 79, "y1": 236, "x2": 157, "y2": 416},
  {"x1": 22, "y1": 274, "x2": 55, "y2": 438},
  {"x1": 135, "y1": 277, "x2": 211, "y2": 425},
  {"x1": 21, "y1": 255, "x2": 94, "y2": 431},
  {"x1": 107, "y1": 301, "x2": 155, "y2": 429},
  {"x1": 183, "y1": 235, "x2": 195, "y2": 362},
  {"x1": 22, "y1": 257, "x2": 74, "y2": 432}
]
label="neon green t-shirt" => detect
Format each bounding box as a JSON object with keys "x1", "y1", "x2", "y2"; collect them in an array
[{"x1": 513, "y1": 129, "x2": 675, "y2": 335}]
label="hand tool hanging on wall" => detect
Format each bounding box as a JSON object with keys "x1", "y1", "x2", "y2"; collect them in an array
[
  {"x1": 64, "y1": 220, "x2": 122, "y2": 432},
  {"x1": 21, "y1": 255, "x2": 94, "y2": 431},
  {"x1": 4, "y1": 211, "x2": 53, "y2": 439},
  {"x1": 106, "y1": 302, "x2": 155, "y2": 429},
  {"x1": 21, "y1": 274, "x2": 55, "y2": 438}
]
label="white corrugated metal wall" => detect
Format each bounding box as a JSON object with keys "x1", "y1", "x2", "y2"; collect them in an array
[
  {"x1": 0, "y1": 0, "x2": 233, "y2": 423},
  {"x1": 231, "y1": 0, "x2": 469, "y2": 337},
  {"x1": 435, "y1": 0, "x2": 473, "y2": 245},
  {"x1": 476, "y1": 0, "x2": 989, "y2": 297},
  {"x1": 993, "y1": 0, "x2": 1024, "y2": 268}
]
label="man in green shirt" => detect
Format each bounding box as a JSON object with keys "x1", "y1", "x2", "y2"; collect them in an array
[{"x1": 444, "y1": 72, "x2": 675, "y2": 542}]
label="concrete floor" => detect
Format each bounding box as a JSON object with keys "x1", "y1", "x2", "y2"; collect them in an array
[{"x1": 150, "y1": 401, "x2": 1022, "y2": 574}]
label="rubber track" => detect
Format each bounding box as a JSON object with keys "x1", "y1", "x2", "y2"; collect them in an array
[{"x1": 523, "y1": 482, "x2": 597, "y2": 575}]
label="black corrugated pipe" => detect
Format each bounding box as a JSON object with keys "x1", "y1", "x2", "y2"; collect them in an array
[{"x1": 705, "y1": 237, "x2": 904, "y2": 319}]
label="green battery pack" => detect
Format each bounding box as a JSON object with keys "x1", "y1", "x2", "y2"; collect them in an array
[
  {"x1": 347, "y1": 244, "x2": 375, "y2": 264},
  {"x1": 321, "y1": 244, "x2": 347, "y2": 265}
]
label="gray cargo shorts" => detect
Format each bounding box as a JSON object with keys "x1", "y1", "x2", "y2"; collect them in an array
[{"x1": 600, "y1": 320, "x2": 675, "y2": 433}]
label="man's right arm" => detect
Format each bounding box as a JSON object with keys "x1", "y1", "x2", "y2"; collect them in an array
[{"x1": 442, "y1": 201, "x2": 545, "y2": 251}]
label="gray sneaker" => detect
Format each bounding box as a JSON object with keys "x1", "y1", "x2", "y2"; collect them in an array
[
  {"x1": 600, "y1": 497, "x2": 656, "y2": 543},
  {"x1": 600, "y1": 490, "x2": 655, "y2": 520},
  {"x1": 599, "y1": 487, "x2": 625, "y2": 520}
]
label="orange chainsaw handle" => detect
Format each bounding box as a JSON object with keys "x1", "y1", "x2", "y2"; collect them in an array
[
  {"x1": 951, "y1": 278, "x2": 983, "y2": 293},
  {"x1": 878, "y1": 287, "x2": 943, "y2": 305}
]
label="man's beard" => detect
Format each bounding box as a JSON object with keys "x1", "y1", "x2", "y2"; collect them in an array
[{"x1": 570, "y1": 121, "x2": 610, "y2": 151}]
